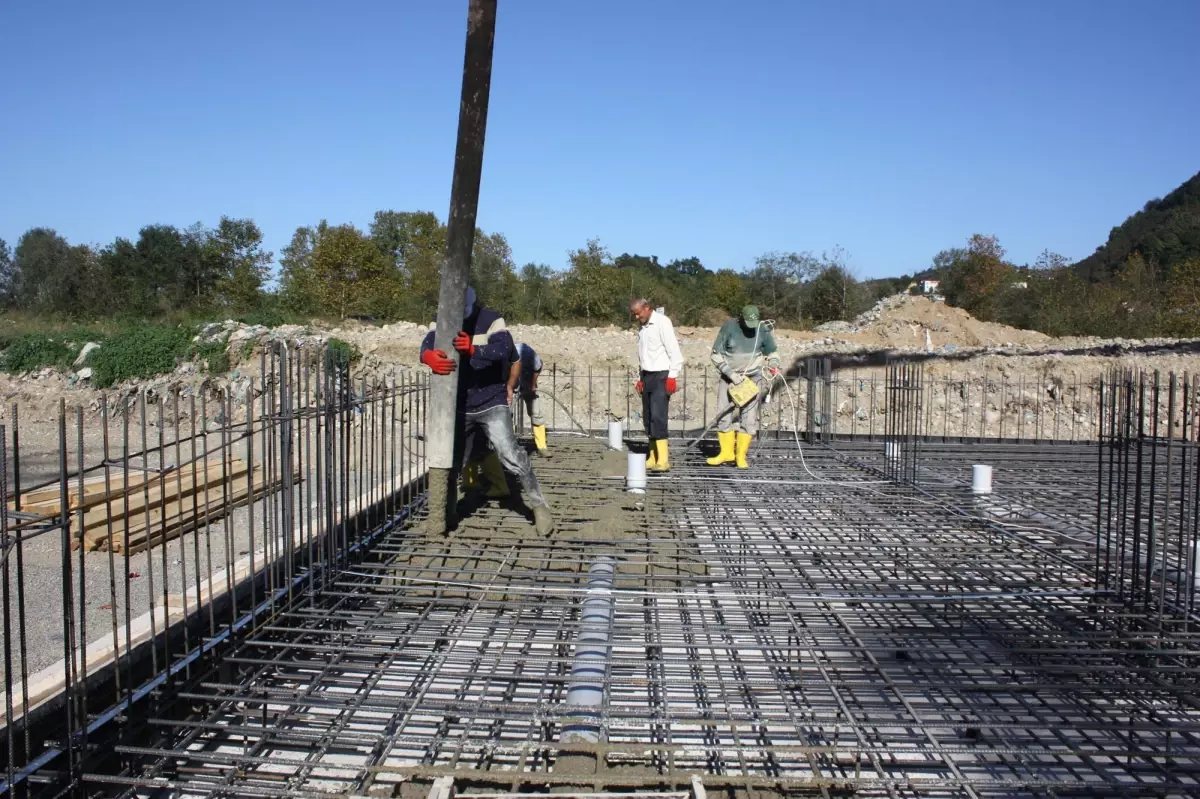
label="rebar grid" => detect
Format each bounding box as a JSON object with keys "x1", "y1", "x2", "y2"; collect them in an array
[{"x1": 73, "y1": 439, "x2": 1200, "y2": 798}]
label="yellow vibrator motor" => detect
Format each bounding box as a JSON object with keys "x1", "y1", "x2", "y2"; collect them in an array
[{"x1": 729, "y1": 376, "x2": 760, "y2": 408}]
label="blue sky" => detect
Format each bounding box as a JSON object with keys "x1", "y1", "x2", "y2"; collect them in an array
[{"x1": 2, "y1": 0, "x2": 1198, "y2": 280}]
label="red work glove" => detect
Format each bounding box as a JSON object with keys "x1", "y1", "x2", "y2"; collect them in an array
[
  {"x1": 634, "y1": 380, "x2": 644, "y2": 394},
  {"x1": 665, "y1": 377, "x2": 677, "y2": 394},
  {"x1": 452, "y1": 331, "x2": 475, "y2": 358},
  {"x1": 420, "y1": 349, "x2": 456, "y2": 375}
]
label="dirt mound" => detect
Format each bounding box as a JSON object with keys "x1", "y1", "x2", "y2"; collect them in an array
[{"x1": 855, "y1": 294, "x2": 1050, "y2": 350}]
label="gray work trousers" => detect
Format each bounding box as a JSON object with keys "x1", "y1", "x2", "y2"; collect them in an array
[
  {"x1": 459, "y1": 405, "x2": 548, "y2": 508},
  {"x1": 520, "y1": 389, "x2": 545, "y2": 426},
  {"x1": 715, "y1": 375, "x2": 764, "y2": 435}
]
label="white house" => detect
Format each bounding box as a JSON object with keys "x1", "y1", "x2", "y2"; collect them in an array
[{"x1": 919, "y1": 279, "x2": 940, "y2": 294}]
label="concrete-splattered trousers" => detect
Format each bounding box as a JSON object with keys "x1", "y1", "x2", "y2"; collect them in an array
[{"x1": 457, "y1": 404, "x2": 548, "y2": 508}]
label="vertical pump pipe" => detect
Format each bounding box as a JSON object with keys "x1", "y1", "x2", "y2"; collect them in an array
[
  {"x1": 971, "y1": 464, "x2": 993, "y2": 494},
  {"x1": 426, "y1": 0, "x2": 498, "y2": 534},
  {"x1": 562, "y1": 556, "x2": 616, "y2": 743},
  {"x1": 626, "y1": 451, "x2": 647, "y2": 493},
  {"x1": 607, "y1": 420, "x2": 624, "y2": 450}
]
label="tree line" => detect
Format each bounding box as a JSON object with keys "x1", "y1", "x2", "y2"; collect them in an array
[
  {"x1": 4, "y1": 168, "x2": 1197, "y2": 336},
  {"x1": 932, "y1": 170, "x2": 1200, "y2": 338},
  {"x1": 0, "y1": 219, "x2": 272, "y2": 320},
  {"x1": 0, "y1": 212, "x2": 892, "y2": 329},
  {"x1": 931, "y1": 234, "x2": 1200, "y2": 338}
]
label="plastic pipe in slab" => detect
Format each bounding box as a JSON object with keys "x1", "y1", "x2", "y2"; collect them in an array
[
  {"x1": 607, "y1": 420, "x2": 624, "y2": 451},
  {"x1": 972, "y1": 464, "x2": 993, "y2": 494},
  {"x1": 626, "y1": 451, "x2": 647, "y2": 493},
  {"x1": 562, "y1": 556, "x2": 616, "y2": 743}
]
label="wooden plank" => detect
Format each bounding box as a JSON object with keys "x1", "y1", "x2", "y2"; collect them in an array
[
  {"x1": 10, "y1": 470, "x2": 154, "y2": 513},
  {"x1": 80, "y1": 459, "x2": 249, "y2": 533},
  {"x1": 92, "y1": 467, "x2": 262, "y2": 551},
  {"x1": 108, "y1": 469, "x2": 300, "y2": 555}
]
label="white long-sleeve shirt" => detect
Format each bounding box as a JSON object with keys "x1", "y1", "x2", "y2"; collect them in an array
[{"x1": 636, "y1": 310, "x2": 684, "y2": 378}]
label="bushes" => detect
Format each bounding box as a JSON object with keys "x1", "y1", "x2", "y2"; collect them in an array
[
  {"x1": 326, "y1": 338, "x2": 360, "y2": 369},
  {"x1": 0, "y1": 333, "x2": 75, "y2": 373},
  {"x1": 0, "y1": 320, "x2": 362, "y2": 386},
  {"x1": 89, "y1": 325, "x2": 192, "y2": 387},
  {"x1": 190, "y1": 340, "x2": 230, "y2": 374}
]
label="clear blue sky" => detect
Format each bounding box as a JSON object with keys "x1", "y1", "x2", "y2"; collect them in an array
[{"x1": 2, "y1": 0, "x2": 1198, "y2": 280}]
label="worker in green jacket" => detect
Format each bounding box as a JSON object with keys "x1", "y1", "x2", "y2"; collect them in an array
[{"x1": 707, "y1": 305, "x2": 781, "y2": 468}]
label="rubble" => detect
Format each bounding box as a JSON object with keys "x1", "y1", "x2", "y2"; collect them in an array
[{"x1": 4, "y1": 296, "x2": 1200, "y2": 437}]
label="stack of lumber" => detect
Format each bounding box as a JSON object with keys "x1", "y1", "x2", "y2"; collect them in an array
[{"x1": 7, "y1": 457, "x2": 295, "y2": 555}]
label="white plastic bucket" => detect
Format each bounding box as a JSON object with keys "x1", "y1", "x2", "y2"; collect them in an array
[
  {"x1": 885, "y1": 442, "x2": 901, "y2": 463},
  {"x1": 626, "y1": 451, "x2": 647, "y2": 494},
  {"x1": 971, "y1": 464, "x2": 993, "y2": 494}
]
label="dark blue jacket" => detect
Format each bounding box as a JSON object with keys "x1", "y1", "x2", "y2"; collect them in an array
[{"x1": 420, "y1": 306, "x2": 518, "y2": 413}]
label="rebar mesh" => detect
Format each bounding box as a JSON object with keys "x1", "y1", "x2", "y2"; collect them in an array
[{"x1": 62, "y1": 440, "x2": 1200, "y2": 798}]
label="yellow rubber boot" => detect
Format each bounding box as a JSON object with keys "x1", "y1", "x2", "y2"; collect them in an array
[
  {"x1": 648, "y1": 438, "x2": 670, "y2": 472},
  {"x1": 706, "y1": 431, "x2": 736, "y2": 466},
  {"x1": 481, "y1": 451, "x2": 510, "y2": 498},
  {"x1": 646, "y1": 439, "x2": 658, "y2": 469},
  {"x1": 735, "y1": 432, "x2": 752, "y2": 469},
  {"x1": 532, "y1": 424, "x2": 550, "y2": 457}
]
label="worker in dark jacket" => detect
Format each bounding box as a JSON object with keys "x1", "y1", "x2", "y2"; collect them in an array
[{"x1": 420, "y1": 287, "x2": 554, "y2": 534}]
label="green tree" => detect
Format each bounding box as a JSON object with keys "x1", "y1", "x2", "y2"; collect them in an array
[
  {"x1": 709, "y1": 269, "x2": 747, "y2": 314},
  {"x1": 0, "y1": 238, "x2": 13, "y2": 309},
  {"x1": 1166, "y1": 256, "x2": 1200, "y2": 335},
  {"x1": 938, "y1": 234, "x2": 1015, "y2": 321},
  {"x1": 128, "y1": 224, "x2": 191, "y2": 314},
  {"x1": 210, "y1": 217, "x2": 272, "y2": 312},
  {"x1": 472, "y1": 230, "x2": 516, "y2": 312},
  {"x1": 1033, "y1": 249, "x2": 1070, "y2": 271},
  {"x1": 173, "y1": 222, "x2": 223, "y2": 308},
  {"x1": 311, "y1": 224, "x2": 396, "y2": 319},
  {"x1": 807, "y1": 259, "x2": 865, "y2": 324},
  {"x1": 516, "y1": 262, "x2": 555, "y2": 323},
  {"x1": 370, "y1": 210, "x2": 444, "y2": 319},
  {"x1": 279, "y1": 224, "x2": 323, "y2": 314},
  {"x1": 749, "y1": 251, "x2": 819, "y2": 324},
  {"x1": 13, "y1": 228, "x2": 95, "y2": 315},
  {"x1": 562, "y1": 238, "x2": 622, "y2": 325}
]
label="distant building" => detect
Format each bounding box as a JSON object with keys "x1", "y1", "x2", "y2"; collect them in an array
[{"x1": 919, "y1": 279, "x2": 940, "y2": 294}]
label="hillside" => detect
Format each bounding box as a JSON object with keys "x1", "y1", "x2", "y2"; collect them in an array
[{"x1": 1074, "y1": 170, "x2": 1200, "y2": 281}]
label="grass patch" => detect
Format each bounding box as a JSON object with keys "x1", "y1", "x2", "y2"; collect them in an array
[
  {"x1": 0, "y1": 333, "x2": 76, "y2": 373},
  {"x1": 90, "y1": 325, "x2": 192, "y2": 388}
]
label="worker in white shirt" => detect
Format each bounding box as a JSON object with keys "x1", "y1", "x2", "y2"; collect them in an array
[
  {"x1": 630, "y1": 298, "x2": 684, "y2": 471},
  {"x1": 507, "y1": 341, "x2": 550, "y2": 457}
]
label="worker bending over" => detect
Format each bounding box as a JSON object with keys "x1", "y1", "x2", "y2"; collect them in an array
[
  {"x1": 419, "y1": 287, "x2": 555, "y2": 534},
  {"x1": 707, "y1": 305, "x2": 780, "y2": 469},
  {"x1": 508, "y1": 341, "x2": 550, "y2": 457},
  {"x1": 631, "y1": 298, "x2": 684, "y2": 472}
]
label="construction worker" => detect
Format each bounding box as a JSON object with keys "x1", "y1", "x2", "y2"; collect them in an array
[
  {"x1": 419, "y1": 287, "x2": 555, "y2": 534},
  {"x1": 707, "y1": 305, "x2": 781, "y2": 469},
  {"x1": 630, "y1": 298, "x2": 683, "y2": 472},
  {"x1": 509, "y1": 341, "x2": 550, "y2": 457},
  {"x1": 420, "y1": 316, "x2": 509, "y2": 500}
]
